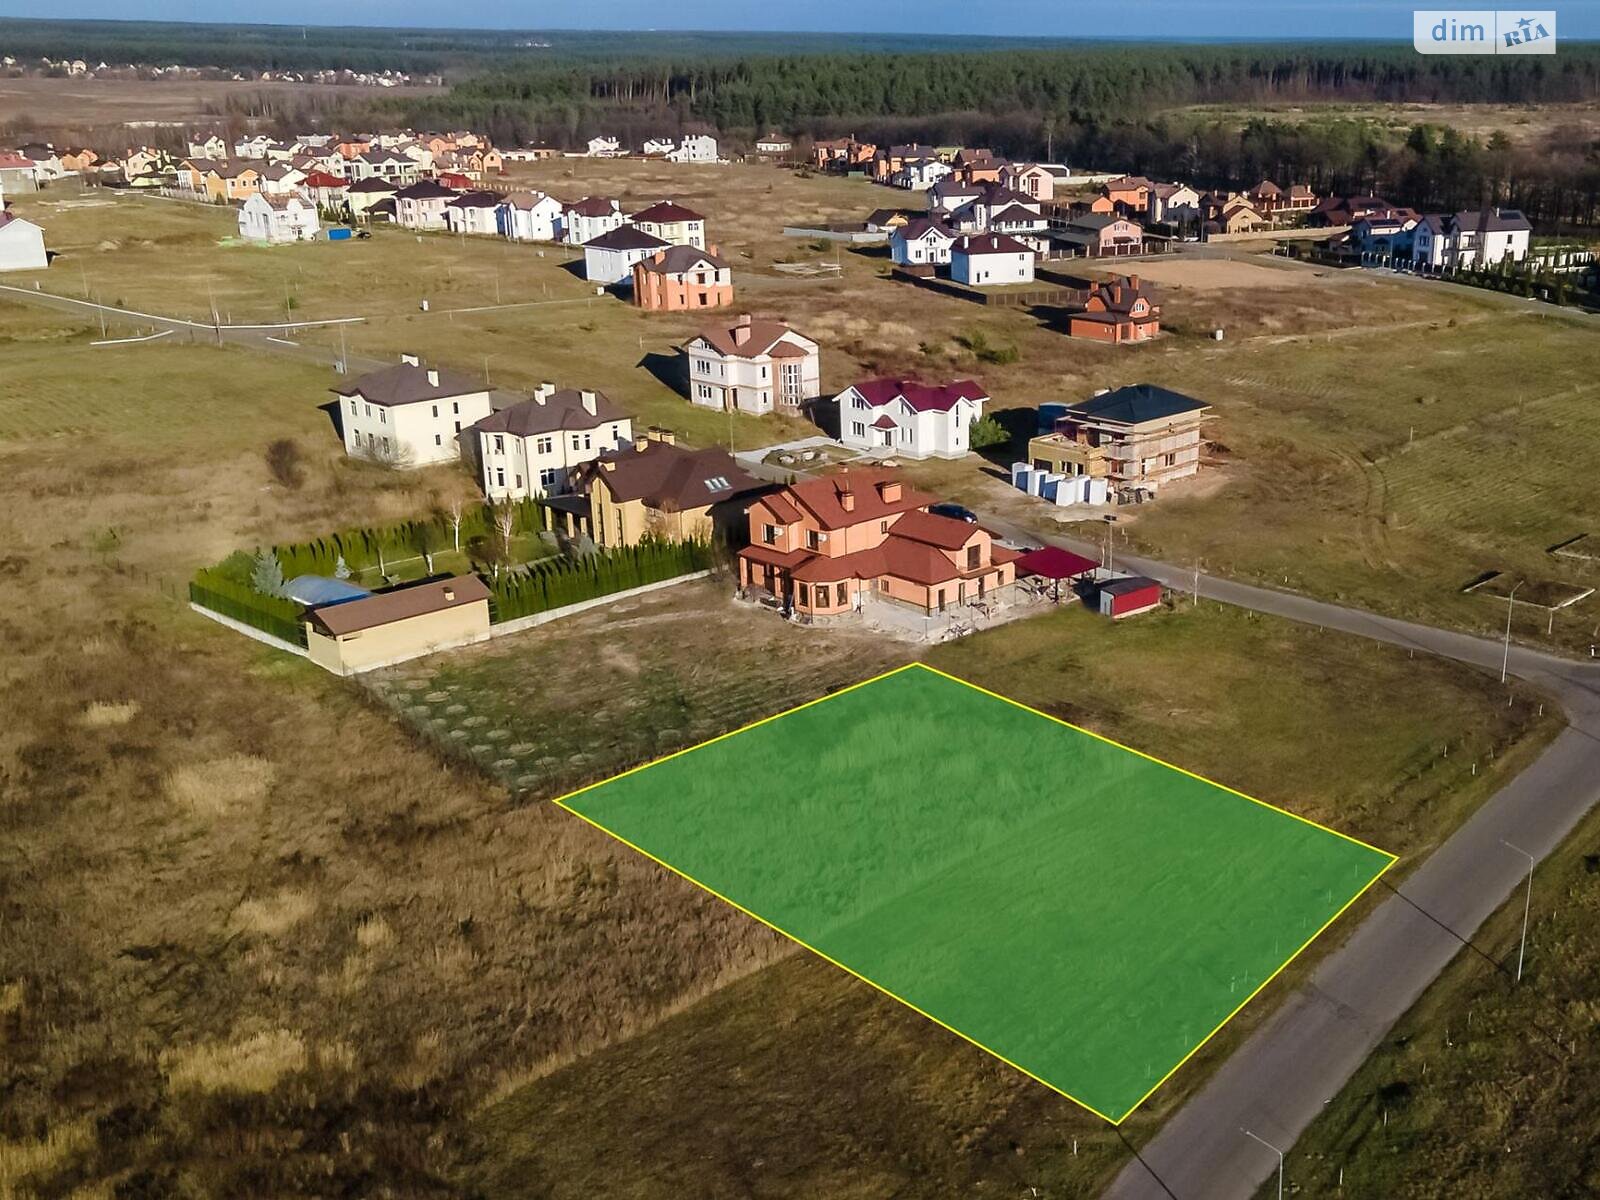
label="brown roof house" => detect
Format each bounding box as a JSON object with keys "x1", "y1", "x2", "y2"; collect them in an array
[
  {"x1": 304, "y1": 575, "x2": 492, "y2": 675},
  {"x1": 682, "y1": 314, "x2": 821, "y2": 414},
  {"x1": 1067, "y1": 275, "x2": 1160, "y2": 344},
  {"x1": 566, "y1": 429, "x2": 760, "y2": 548}
]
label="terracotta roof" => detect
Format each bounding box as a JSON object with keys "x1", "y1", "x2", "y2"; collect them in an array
[
  {"x1": 870, "y1": 415, "x2": 897, "y2": 429},
  {"x1": 1083, "y1": 275, "x2": 1156, "y2": 316},
  {"x1": 584, "y1": 226, "x2": 670, "y2": 252},
  {"x1": 473, "y1": 389, "x2": 627, "y2": 436},
  {"x1": 891, "y1": 509, "x2": 982, "y2": 551},
  {"x1": 636, "y1": 245, "x2": 730, "y2": 275},
  {"x1": 768, "y1": 468, "x2": 932, "y2": 531},
  {"x1": 689, "y1": 316, "x2": 810, "y2": 360},
  {"x1": 629, "y1": 200, "x2": 705, "y2": 223},
  {"x1": 579, "y1": 440, "x2": 755, "y2": 510},
  {"x1": 333, "y1": 361, "x2": 484, "y2": 407},
  {"x1": 846, "y1": 378, "x2": 988, "y2": 414},
  {"x1": 308, "y1": 575, "x2": 490, "y2": 637},
  {"x1": 302, "y1": 170, "x2": 346, "y2": 188}
]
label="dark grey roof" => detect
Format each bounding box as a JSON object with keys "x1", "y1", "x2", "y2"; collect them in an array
[
  {"x1": 333, "y1": 362, "x2": 484, "y2": 407},
  {"x1": 347, "y1": 177, "x2": 397, "y2": 193},
  {"x1": 635, "y1": 244, "x2": 730, "y2": 275},
  {"x1": 1100, "y1": 576, "x2": 1161, "y2": 596},
  {"x1": 447, "y1": 191, "x2": 501, "y2": 209},
  {"x1": 584, "y1": 226, "x2": 671, "y2": 252},
  {"x1": 1066, "y1": 384, "x2": 1208, "y2": 426},
  {"x1": 473, "y1": 389, "x2": 628, "y2": 437},
  {"x1": 395, "y1": 180, "x2": 457, "y2": 201},
  {"x1": 1066, "y1": 213, "x2": 1125, "y2": 231},
  {"x1": 1452, "y1": 207, "x2": 1532, "y2": 233}
]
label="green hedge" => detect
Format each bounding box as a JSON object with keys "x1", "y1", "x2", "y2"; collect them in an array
[
  {"x1": 489, "y1": 539, "x2": 715, "y2": 623},
  {"x1": 191, "y1": 569, "x2": 308, "y2": 646}
]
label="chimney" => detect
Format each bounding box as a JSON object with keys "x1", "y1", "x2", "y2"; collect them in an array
[
  {"x1": 580, "y1": 389, "x2": 597, "y2": 415},
  {"x1": 443, "y1": 586, "x2": 455, "y2": 601},
  {"x1": 732, "y1": 313, "x2": 753, "y2": 346},
  {"x1": 878, "y1": 479, "x2": 902, "y2": 503},
  {"x1": 1128, "y1": 274, "x2": 1140, "y2": 291},
  {"x1": 401, "y1": 352, "x2": 420, "y2": 366},
  {"x1": 427, "y1": 369, "x2": 439, "y2": 387},
  {"x1": 840, "y1": 488, "x2": 856, "y2": 512},
  {"x1": 645, "y1": 426, "x2": 676, "y2": 446}
]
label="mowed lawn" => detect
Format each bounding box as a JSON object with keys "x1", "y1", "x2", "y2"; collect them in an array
[{"x1": 558, "y1": 663, "x2": 1394, "y2": 1122}]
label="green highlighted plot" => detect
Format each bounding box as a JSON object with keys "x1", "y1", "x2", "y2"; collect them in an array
[{"x1": 556, "y1": 663, "x2": 1395, "y2": 1122}]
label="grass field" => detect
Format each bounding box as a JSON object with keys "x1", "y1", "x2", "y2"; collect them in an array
[{"x1": 557, "y1": 663, "x2": 1394, "y2": 1122}]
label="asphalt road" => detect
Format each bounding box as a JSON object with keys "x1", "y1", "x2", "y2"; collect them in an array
[{"x1": 983, "y1": 519, "x2": 1600, "y2": 1200}]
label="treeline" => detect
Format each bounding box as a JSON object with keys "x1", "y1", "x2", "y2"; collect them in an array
[{"x1": 414, "y1": 43, "x2": 1600, "y2": 143}]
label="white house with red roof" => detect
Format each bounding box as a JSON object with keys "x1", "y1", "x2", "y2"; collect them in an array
[
  {"x1": 950, "y1": 233, "x2": 1035, "y2": 286},
  {"x1": 681, "y1": 313, "x2": 821, "y2": 415},
  {"x1": 836, "y1": 377, "x2": 988, "y2": 459},
  {"x1": 562, "y1": 196, "x2": 625, "y2": 245}
]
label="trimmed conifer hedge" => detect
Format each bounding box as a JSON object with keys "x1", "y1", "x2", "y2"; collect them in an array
[
  {"x1": 488, "y1": 539, "x2": 715, "y2": 623},
  {"x1": 190, "y1": 569, "x2": 308, "y2": 646}
]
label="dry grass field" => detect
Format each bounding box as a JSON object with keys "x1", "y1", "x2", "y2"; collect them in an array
[
  {"x1": 1168, "y1": 100, "x2": 1600, "y2": 147},
  {"x1": 0, "y1": 294, "x2": 1561, "y2": 1200}
]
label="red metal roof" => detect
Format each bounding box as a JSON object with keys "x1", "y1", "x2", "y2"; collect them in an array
[
  {"x1": 848, "y1": 377, "x2": 988, "y2": 414},
  {"x1": 1016, "y1": 546, "x2": 1098, "y2": 580}
]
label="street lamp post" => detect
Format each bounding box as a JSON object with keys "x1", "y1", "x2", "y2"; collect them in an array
[
  {"x1": 1501, "y1": 580, "x2": 1524, "y2": 683},
  {"x1": 1241, "y1": 1128, "x2": 1284, "y2": 1200},
  {"x1": 1500, "y1": 839, "x2": 1535, "y2": 982}
]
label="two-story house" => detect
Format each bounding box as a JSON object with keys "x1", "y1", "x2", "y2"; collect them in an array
[
  {"x1": 444, "y1": 191, "x2": 502, "y2": 236},
  {"x1": 394, "y1": 179, "x2": 458, "y2": 230},
  {"x1": 836, "y1": 377, "x2": 988, "y2": 459},
  {"x1": 565, "y1": 430, "x2": 758, "y2": 548},
  {"x1": 890, "y1": 217, "x2": 957, "y2": 267},
  {"x1": 332, "y1": 355, "x2": 493, "y2": 467},
  {"x1": 737, "y1": 468, "x2": 1019, "y2": 621},
  {"x1": 471, "y1": 384, "x2": 633, "y2": 500},
  {"x1": 1027, "y1": 383, "x2": 1211, "y2": 496},
  {"x1": 628, "y1": 200, "x2": 706, "y2": 249},
  {"x1": 562, "y1": 196, "x2": 625, "y2": 245},
  {"x1": 583, "y1": 226, "x2": 671, "y2": 284},
  {"x1": 681, "y1": 314, "x2": 821, "y2": 415},
  {"x1": 1067, "y1": 275, "x2": 1160, "y2": 343},
  {"x1": 497, "y1": 190, "x2": 565, "y2": 242},
  {"x1": 632, "y1": 244, "x2": 734, "y2": 311},
  {"x1": 237, "y1": 191, "x2": 321, "y2": 243},
  {"x1": 950, "y1": 233, "x2": 1035, "y2": 286},
  {"x1": 1055, "y1": 213, "x2": 1144, "y2": 256}
]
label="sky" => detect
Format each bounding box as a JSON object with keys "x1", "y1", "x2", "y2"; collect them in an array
[{"x1": 2, "y1": 1, "x2": 1596, "y2": 40}]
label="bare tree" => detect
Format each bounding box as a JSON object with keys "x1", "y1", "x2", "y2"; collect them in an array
[{"x1": 447, "y1": 498, "x2": 464, "y2": 551}]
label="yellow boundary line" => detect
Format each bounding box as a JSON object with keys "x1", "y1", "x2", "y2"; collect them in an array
[{"x1": 550, "y1": 661, "x2": 1398, "y2": 1125}]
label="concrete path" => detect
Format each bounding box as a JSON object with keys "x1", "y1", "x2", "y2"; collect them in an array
[{"x1": 980, "y1": 515, "x2": 1600, "y2": 1200}]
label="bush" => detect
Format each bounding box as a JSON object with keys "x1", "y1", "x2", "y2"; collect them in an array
[
  {"x1": 488, "y1": 539, "x2": 714, "y2": 623},
  {"x1": 968, "y1": 414, "x2": 1012, "y2": 451},
  {"x1": 265, "y1": 439, "x2": 304, "y2": 489}
]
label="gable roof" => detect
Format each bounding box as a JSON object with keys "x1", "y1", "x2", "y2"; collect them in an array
[
  {"x1": 955, "y1": 232, "x2": 1033, "y2": 256},
  {"x1": 771, "y1": 468, "x2": 933, "y2": 530},
  {"x1": 473, "y1": 389, "x2": 628, "y2": 437},
  {"x1": 689, "y1": 316, "x2": 810, "y2": 360},
  {"x1": 333, "y1": 361, "x2": 484, "y2": 407},
  {"x1": 636, "y1": 244, "x2": 730, "y2": 275},
  {"x1": 566, "y1": 195, "x2": 620, "y2": 217},
  {"x1": 447, "y1": 190, "x2": 502, "y2": 209},
  {"x1": 1452, "y1": 207, "x2": 1532, "y2": 233},
  {"x1": 988, "y1": 204, "x2": 1044, "y2": 225},
  {"x1": 308, "y1": 575, "x2": 490, "y2": 637},
  {"x1": 580, "y1": 440, "x2": 755, "y2": 509},
  {"x1": 890, "y1": 508, "x2": 982, "y2": 551},
  {"x1": 395, "y1": 179, "x2": 457, "y2": 201},
  {"x1": 1066, "y1": 384, "x2": 1207, "y2": 426},
  {"x1": 1083, "y1": 275, "x2": 1156, "y2": 315},
  {"x1": 347, "y1": 176, "x2": 398, "y2": 193},
  {"x1": 584, "y1": 226, "x2": 671, "y2": 252},
  {"x1": 895, "y1": 216, "x2": 956, "y2": 242},
  {"x1": 846, "y1": 378, "x2": 988, "y2": 414},
  {"x1": 500, "y1": 190, "x2": 558, "y2": 210},
  {"x1": 629, "y1": 200, "x2": 705, "y2": 224}
]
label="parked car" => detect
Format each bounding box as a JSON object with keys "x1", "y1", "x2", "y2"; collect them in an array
[{"x1": 929, "y1": 502, "x2": 978, "y2": 524}]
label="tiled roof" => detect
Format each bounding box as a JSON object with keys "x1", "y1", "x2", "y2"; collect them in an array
[
  {"x1": 771, "y1": 468, "x2": 933, "y2": 530},
  {"x1": 308, "y1": 575, "x2": 490, "y2": 637},
  {"x1": 636, "y1": 245, "x2": 730, "y2": 275},
  {"x1": 847, "y1": 378, "x2": 988, "y2": 414},
  {"x1": 689, "y1": 316, "x2": 809, "y2": 360},
  {"x1": 473, "y1": 389, "x2": 627, "y2": 436},
  {"x1": 333, "y1": 361, "x2": 484, "y2": 407},
  {"x1": 629, "y1": 200, "x2": 705, "y2": 224},
  {"x1": 579, "y1": 440, "x2": 755, "y2": 509},
  {"x1": 1067, "y1": 384, "x2": 1207, "y2": 426},
  {"x1": 584, "y1": 226, "x2": 670, "y2": 252}
]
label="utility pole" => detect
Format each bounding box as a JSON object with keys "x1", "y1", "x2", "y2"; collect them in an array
[
  {"x1": 1501, "y1": 580, "x2": 1524, "y2": 682},
  {"x1": 1241, "y1": 1128, "x2": 1284, "y2": 1200},
  {"x1": 1500, "y1": 840, "x2": 1535, "y2": 982}
]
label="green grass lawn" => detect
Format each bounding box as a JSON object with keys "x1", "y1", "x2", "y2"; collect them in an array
[{"x1": 556, "y1": 662, "x2": 1395, "y2": 1123}]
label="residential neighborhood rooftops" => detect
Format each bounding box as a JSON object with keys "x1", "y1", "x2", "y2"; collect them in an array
[
  {"x1": 395, "y1": 180, "x2": 458, "y2": 200},
  {"x1": 850, "y1": 377, "x2": 988, "y2": 413},
  {"x1": 566, "y1": 195, "x2": 620, "y2": 217},
  {"x1": 307, "y1": 575, "x2": 491, "y2": 637},
  {"x1": 690, "y1": 314, "x2": 810, "y2": 359},
  {"x1": 501, "y1": 190, "x2": 555, "y2": 209},
  {"x1": 584, "y1": 226, "x2": 671, "y2": 252},
  {"x1": 629, "y1": 200, "x2": 705, "y2": 223},
  {"x1": 474, "y1": 387, "x2": 627, "y2": 436},
  {"x1": 333, "y1": 359, "x2": 484, "y2": 407},
  {"x1": 1067, "y1": 384, "x2": 1208, "y2": 426}
]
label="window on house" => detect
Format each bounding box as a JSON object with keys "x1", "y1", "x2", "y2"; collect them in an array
[
  {"x1": 797, "y1": 584, "x2": 810, "y2": 607},
  {"x1": 807, "y1": 530, "x2": 822, "y2": 550},
  {"x1": 349, "y1": 399, "x2": 357, "y2": 414},
  {"x1": 880, "y1": 520, "x2": 889, "y2": 533},
  {"x1": 571, "y1": 435, "x2": 581, "y2": 451},
  {"x1": 536, "y1": 436, "x2": 553, "y2": 454},
  {"x1": 852, "y1": 422, "x2": 866, "y2": 437},
  {"x1": 763, "y1": 524, "x2": 778, "y2": 545},
  {"x1": 435, "y1": 434, "x2": 442, "y2": 446},
  {"x1": 583, "y1": 434, "x2": 592, "y2": 450},
  {"x1": 432, "y1": 404, "x2": 439, "y2": 418},
  {"x1": 495, "y1": 468, "x2": 505, "y2": 487},
  {"x1": 966, "y1": 545, "x2": 981, "y2": 571},
  {"x1": 452, "y1": 401, "x2": 459, "y2": 414},
  {"x1": 836, "y1": 582, "x2": 848, "y2": 607},
  {"x1": 539, "y1": 468, "x2": 558, "y2": 487}
]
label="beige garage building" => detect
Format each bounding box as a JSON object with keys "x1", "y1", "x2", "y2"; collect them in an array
[{"x1": 304, "y1": 575, "x2": 491, "y2": 675}]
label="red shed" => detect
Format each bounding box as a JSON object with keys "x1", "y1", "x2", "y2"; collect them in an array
[{"x1": 1098, "y1": 575, "x2": 1162, "y2": 618}]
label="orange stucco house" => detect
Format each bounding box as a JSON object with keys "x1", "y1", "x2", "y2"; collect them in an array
[
  {"x1": 737, "y1": 468, "x2": 1019, "y2": 621},
  {"x1": 632, "y1": 244, "x2": 734, "y2": 312}
]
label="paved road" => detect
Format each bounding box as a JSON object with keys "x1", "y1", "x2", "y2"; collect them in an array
[{"x1": 984, "y1": 519, "x2": 1600, "y2": 1200}]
